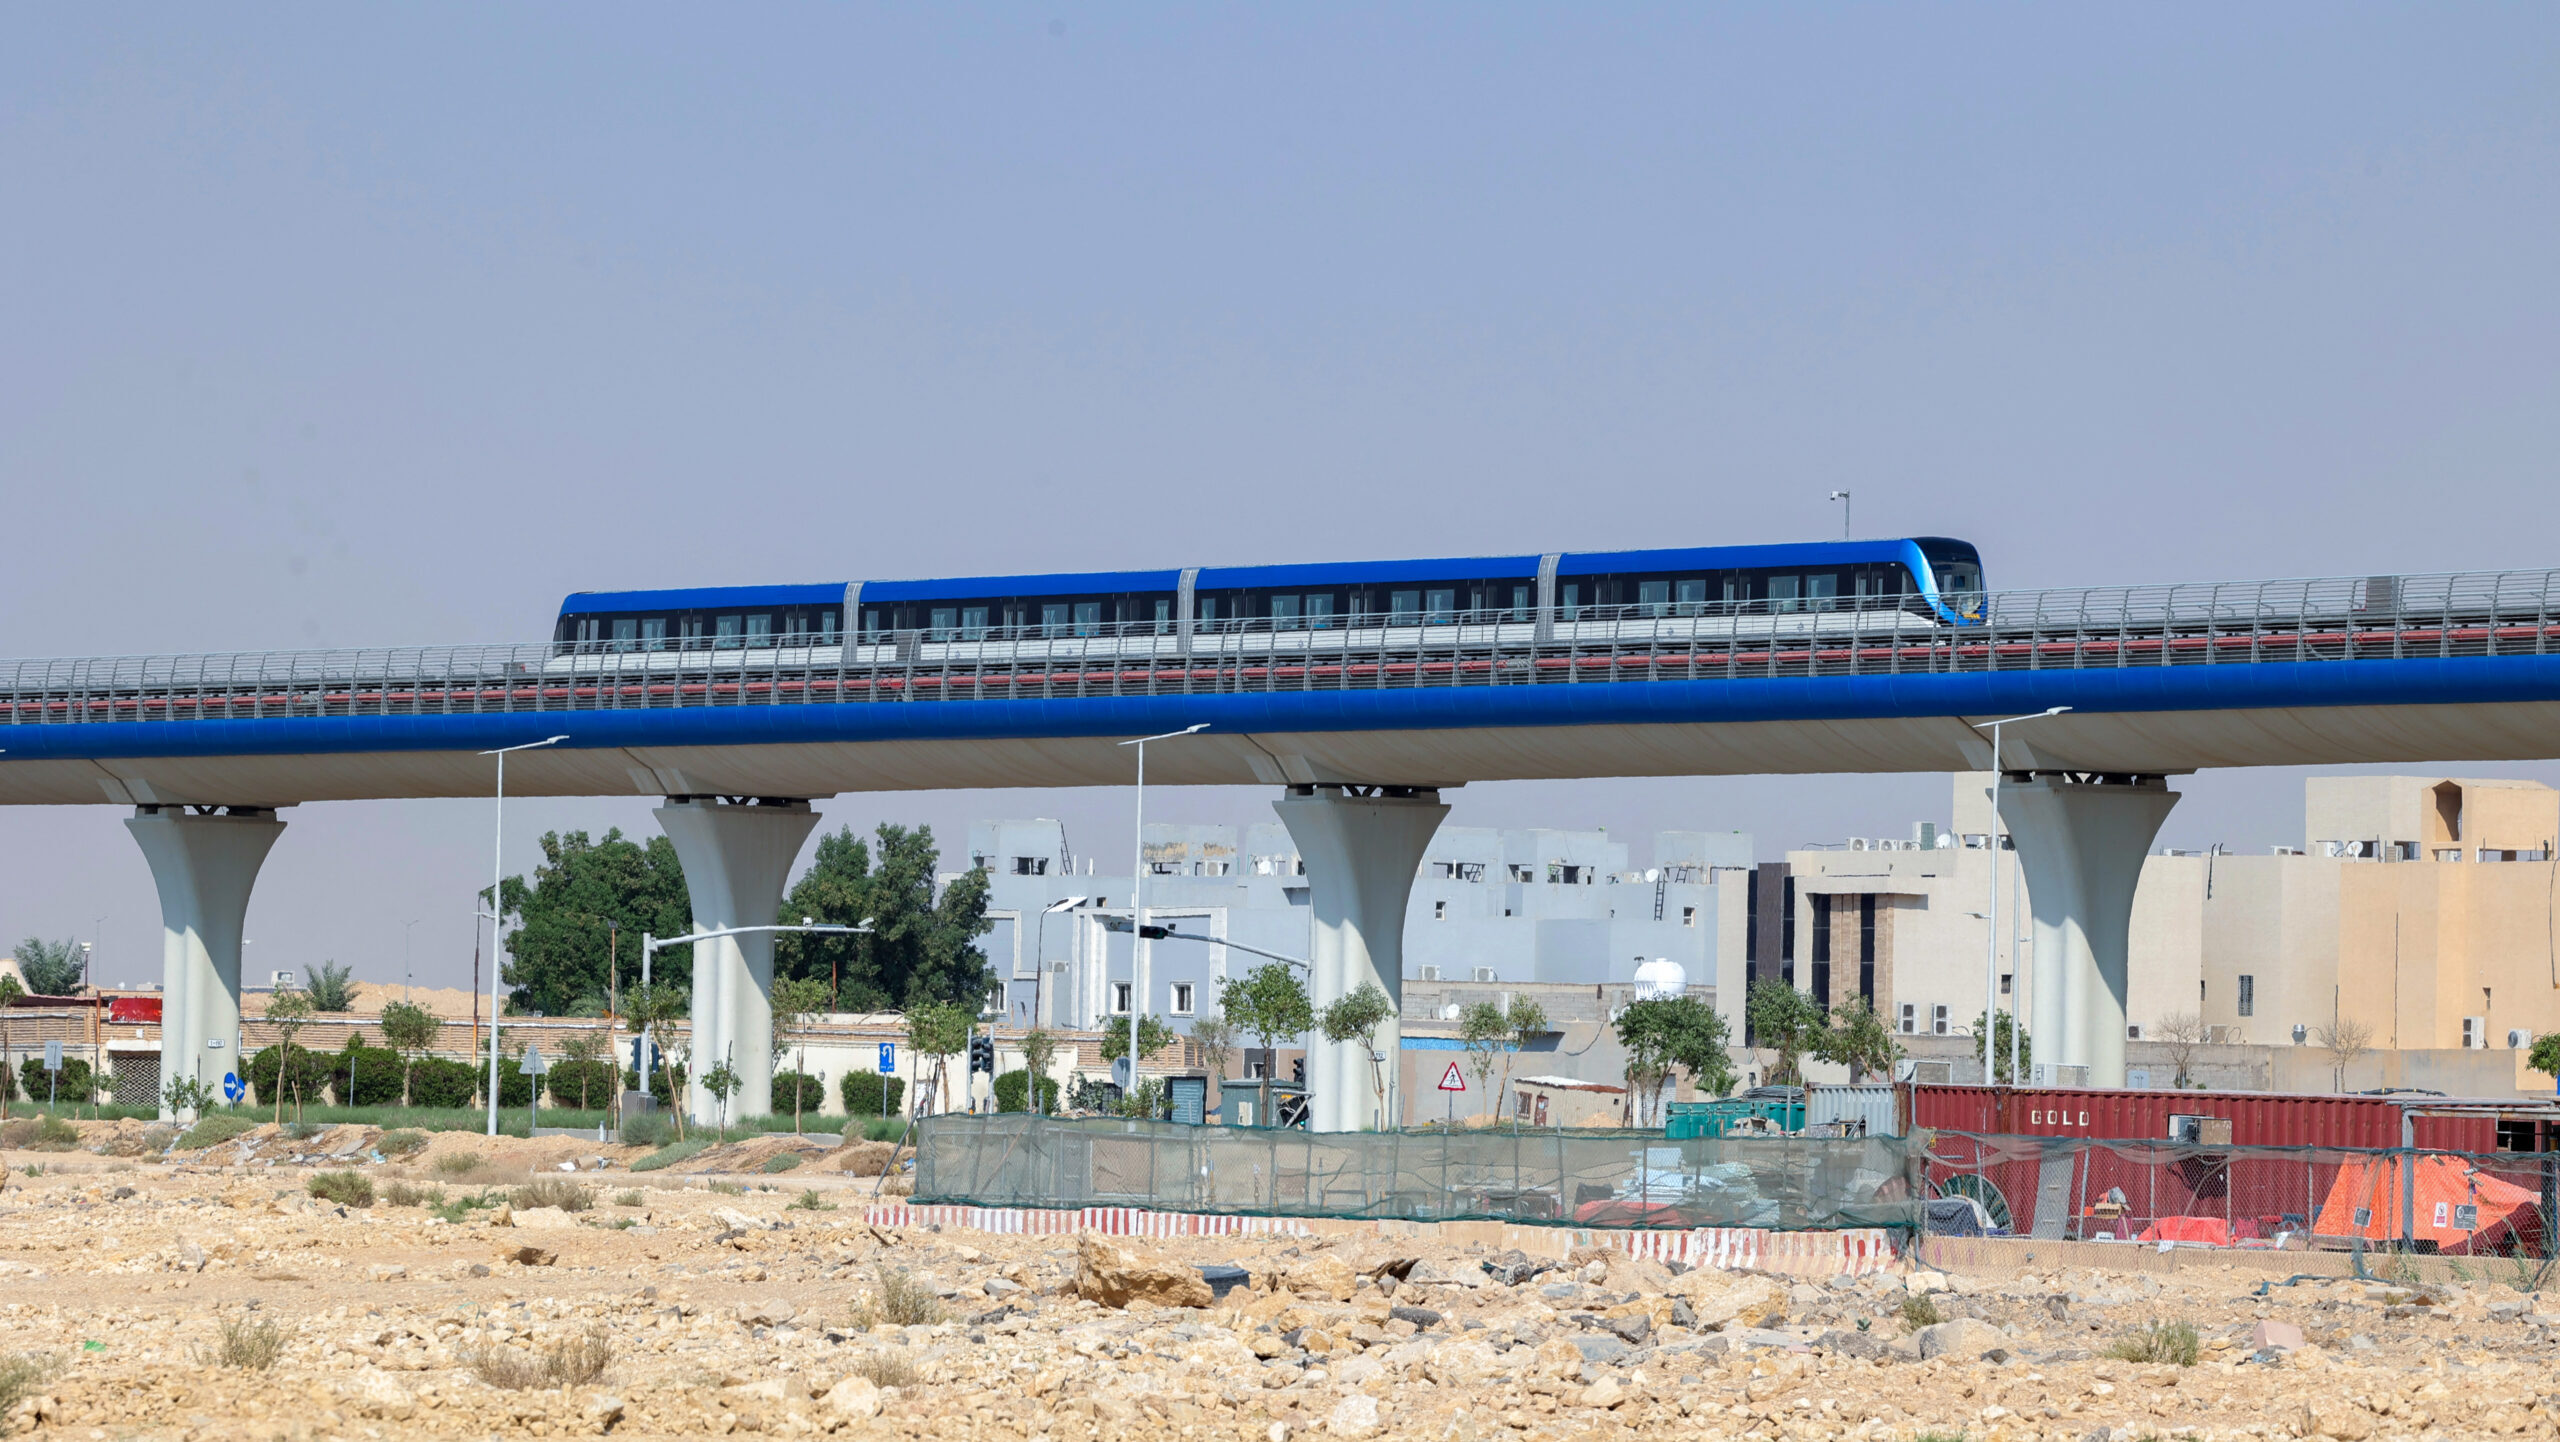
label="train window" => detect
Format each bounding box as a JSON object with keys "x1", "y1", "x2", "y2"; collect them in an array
[
  {"x1": 961, "y1": 606, "x2": 990, "y2": 640},
  {"x1": 1074, "y1": 602, "x2": 1101, "y2": 635},
  {"x1": 930, "y1": 607, "x2": 959, "y2": 640},
  {"x1": 640, "y1": 618, "x2": 667, "y2": 650},
  {"x1": 819, "y1": 610, "x2": 839, "y2": 642},
  {"x1": 1560, "y1": 583, "x2": 1584, "y2": 620},
  {"x1": 1425, "y1": 588, "x2": 1455, "y2": 623},
  {"x1": 1676, "y1": 579, "x2": 1706, "y2": 615},
  {"x1": 681, "y1": 617, "x2": 707, "y2": 648},
  {"x1": 1196, "y1": 597, "x2": 1218, "y2": 624},
  {"x1": 1040, "y1": 603, "x2": 1069, "y2": 632},
  {"x1": 1270, "y1": 595, "x2": 1302, "y2": 628},
  {"x1": 1805, "y1": 574, "x2": 1838, "y2": 611},
  {"x1": 1389, "y1": 589, "x2": 1421, "y2": 620},
  {"x1": 715, "y1": 615, "x2": 745, "y2": 648},
  {"x1": 746, "y1": 614, "x2": 774, "y2": 644},
  {"x1": 1768, "y1": 576, "x2": 1801, "y2": 613},
  {"x1": 1305, "y1": 594, "x2": 1334, "y2": 627},
  {"x1": 1637, "y1": 580, "x2": 1670, "y2": 616},
  {"x1": 611, "y1": 619, "x2": 638, "y2": 650},
  {"x1": 1936, "y1": 558, "x2": 1981, "y2": 593}
]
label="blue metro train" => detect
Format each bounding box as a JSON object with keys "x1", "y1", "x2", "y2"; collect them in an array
[{"x1": 549, "y1": 537, "x2": 1986, "y2": 665}]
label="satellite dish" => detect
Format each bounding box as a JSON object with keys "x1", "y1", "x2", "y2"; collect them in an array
[
  {"x1": 1110, "y1": 1057, "x2": 1132, "y2": 1089},
  {"x1": 1632, "y1": 958, "x2": 1687, "y2": 1000},
  {"x1": 1645, "y1": 869, "x2": 1660, "y2": 883}
]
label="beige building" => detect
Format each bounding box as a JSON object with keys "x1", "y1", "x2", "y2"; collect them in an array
[{"x1": 1786, "y1": 773, "x2": 2560, "y2": 1095}]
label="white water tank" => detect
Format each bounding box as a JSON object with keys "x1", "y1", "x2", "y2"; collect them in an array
[{"x1": 1632, "y1": 957, "x2": 1687, "y2": 1000}]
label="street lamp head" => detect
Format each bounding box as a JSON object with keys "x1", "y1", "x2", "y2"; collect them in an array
[
  {"x1": 1044, "y1": 895, "x2": 1090, "y2": 914},
  {"x1": 478, "y1": 735, "x2": 570, "y2": 757},
  {"x1": 1119, "y1": 723, "x2": 1211, "y2": 748}
]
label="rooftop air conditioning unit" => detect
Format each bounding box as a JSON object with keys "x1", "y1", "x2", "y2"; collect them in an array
[
  {"x1": 1848, "y1": 838, "x2": 1871, "y2": 851},
  {"x1": 1473, "y1": 967, "x2": 1498, "y2": 983},
  {"x1": 269, "y1": 970, "x2": 296, "y2": 988},
  {"x1": 1418, "y1": 966, "x2": 1443, "y2": 982},
  {"x1": 2511, "y1": 1029, "x2": 2533, "y2": 1050},
  {"x1": 2206, "y1": 1024, "x2": 2244, "y2": 1045}
]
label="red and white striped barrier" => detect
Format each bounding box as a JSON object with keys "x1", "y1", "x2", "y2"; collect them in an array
[{"x1": 863, "y1": 1202, "x2": 1895, "y2": 1278}]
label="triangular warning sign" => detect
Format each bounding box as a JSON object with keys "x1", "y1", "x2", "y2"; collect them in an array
[{"x1": 1438, "y1": 1060, "x2": 1467, "y2": 1092}]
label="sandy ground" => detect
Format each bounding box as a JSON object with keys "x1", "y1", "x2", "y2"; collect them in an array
[{"x1": 1, "y1": 1119, "x2": 2557, "y2": 1441}]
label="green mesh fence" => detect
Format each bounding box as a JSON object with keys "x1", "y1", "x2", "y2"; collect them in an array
[{"x1": 912, "y1": 1114, "x2": 1927, "y2": 1230}]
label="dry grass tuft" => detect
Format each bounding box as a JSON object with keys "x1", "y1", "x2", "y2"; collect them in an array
[
  {"x1": 462, "y1": 1327, "x2": 613, "y2": 1391},
  {"x1": 431, "y1": 1150, "x2": 483, "y2": 1177},
  {"x1": 376, "y1": 1128, "x2": 430, "y2": 1158},
  {"x1": 2104, "y1": 1319, "x2": 2201, "y2": 1367},
  {"x1": 199, "y1": 1317, "x2": 286, "y2": 1370},
  {"x1": 306, "y1": 1170, "x2": 374, "y2": 1208},
  {"x1": 611, "y1": 1190, "x2": 644, "y2": 1208},
  {"x1": 511, "y1": 1178, "x2": 594, "y2": 1212},
  {"x1": 849, "y1": 1349, "x2": 919, "y2": 1388},
  {"x1": 1898, "y1": 1293, "x2": 1944, "y2": 1329},
  {"x1": 383, "y1": 1180, "x2": 445, "y2": 1208},
  {"x1": 0, "y1": 1353, "x2": 57, "y2": 1413},
  {"x1": 851, "y1": 1267, "x2": 945, "y2": 1329}
]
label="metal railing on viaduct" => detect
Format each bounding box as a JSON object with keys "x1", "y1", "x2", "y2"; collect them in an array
[{"x1": 4, "y1": 569, "x2": 2556, "y2": 725}]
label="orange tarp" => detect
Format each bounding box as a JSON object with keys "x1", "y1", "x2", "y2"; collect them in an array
[{"x1": 2312, "y1": 1155, "x2": 2541, "y2": 1254}]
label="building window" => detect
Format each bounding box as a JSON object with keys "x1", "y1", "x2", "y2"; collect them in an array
[
  {"x1": 1433, "y1": 900, "x2": 1448, "y2": 921},
  {"x1": 1858, "y1": 893, "x2": 1877, "y2": 1005},
  {"x1": 1431, "y1": 861, "x2": 1485, "y2": 882},
  {"x1": 1508, "y1": 864, "x2": 1536, "y2": 883},
  {"x1": 2236, "y1": 975, "x2": 2255, "y2": 1017},
  {"x1": 2000, "y1": 973, "x2": 2012, "y2": 995},
  {"x1": 1112, "y1": 983, "x2": 1132, "y2": 1015},
  {"x1": 1171, "y1": 984, "x2": 1194, "y2": 1016},
  {"x1": 1681, "y1": 906, "x2": 1696, "y2": 927},
  {"x1": 1011, "y1": 856, "x2": 1047, "y2": 876},
  {"x1": 1809, "y1": 893, "x2": 1832, "y2": 1003},
  {"x1": 2435, "y1": 849, "x2": 2464, "y2": 862}
]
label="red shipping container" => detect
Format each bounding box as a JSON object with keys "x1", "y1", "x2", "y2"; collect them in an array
[
  {"x1": 107, "y1": 996, "x2": 164, "y2": 1025},
  {"x1": 1909, "y1": 1083, "x2": 2508, "y2": 1150}
]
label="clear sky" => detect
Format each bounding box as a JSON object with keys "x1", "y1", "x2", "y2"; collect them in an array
[{"x1": 4, "y1": 8, "x2": 2557, "y2": 991}]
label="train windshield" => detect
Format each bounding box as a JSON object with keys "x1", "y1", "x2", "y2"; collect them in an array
[{"x1": 1916, "y1": 540, "x2": 1985, "y2": 596}]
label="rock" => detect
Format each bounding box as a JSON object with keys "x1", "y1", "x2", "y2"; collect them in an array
[
  {"x1": 1817, "y1": 1328, "x2": 1887, "y2": 1360},
  {"x1": 349, "y1": 1367, "x2": 415, "y2": 1421},
  {"x1": 1568, "y1": 1334, "x2": 1630, "y2": 1366},
  {"x1": 2301, "y1": 1399, "x2": 2375, "y2": 1440},
  {"x1": 1670, "y1": 1298, "x2": 1696, "y2": 1329},
  {"x1": 1421, "y1": 1340, "x2": 1503, "y2": 1386},
  {"x1": 364, "y1": 1264, "x2": 407, "y2": 1282},
  {"x1": 1388, "y1": 1304, "x2": 1443, "y2": 1330},
  {"x1": 178, "y1": 1242, "x2": 207, "y2": 1273},
  {"x1": 1075, "y1": 1234, "x2": 1213, "y2": 1309},
  {"x1": 1283, "y1": 1254, "x2": 1357, "y2": 1302},
  {"x1": 1479, "y1": 1250, "x2": 1552, "y2": 1287},
  {"x1": 1914, "y1": 1317, "x2": 2006, "y2": 1361},
  {"x1": 1578, "y1": 1377, "x2": 1628, "y2": 1410},
  {"x1": 513, "y1": 1206, "x2": 577, "y2": 1231},
  {"x1": 1593, "y1": 1312, "x2": 1650, "y2": 1345},
  {"x1": 714, "y1": 1207, "x2": 772, "y2": 1232},
  {"x1": 821, "y1": 1374, "x2": 882, "y2": 1421},
  {"x1": 501, "y1": 1244, "x2": 557, "y2": 1267},
  {"x1": 1198, "y1": 1264, "x2": 1252, "y2": 1299},
  {"x1": 2249, "y1": 1319, "x2": 2304, "y2": 1352},
  {"x1": 982, "y1": 1276, "x2": 1024, "y2": 1296},
  {"x1": 580, "y1": 1395, "x2": 624, "y2": 1432},
  {"x1": 487, "y1": 1204, "x2": 514, "y2": 1227},
  {"x1": 1537, "y1": 1283, "x2": 1581, "y2": 1303},
  {"x1": 1904, "y1": 1269, "x2": 1952, "y2": 1295},
  {"x1": 738, "y1": 1298, "x2": 798, "y2": 1327},
  {"x1": 1528, "y1": 1337, "x2": 1587, "y2": 1378},
  {"x1": 1667, "y1": 1273, "x2": 1783, "y2": 1330},
  {"x1": 1324, "y1": 1393, "x2": 1380, "y2": 1437}
]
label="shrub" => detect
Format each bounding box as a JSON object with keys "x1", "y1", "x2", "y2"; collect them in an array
[
  {"x1": 282, "y1": 1120, "x2": 326, "y2": 1141},
  {"x1": 512, "y1": 1179, "x2": 594, "y2": 1213},
  {"x1": 29, "y1": 1114, "x2": 80, "y2": 1152},
  {"x1": 2105, "y1": 1320, "x2": 2201, "y2": 1367},
  {"x1": 383, "y1": 1180, "x2": 445, "y2": 1208},
  {"x1": 307, "y1": 1170, "x2": 374, "y2": 1208},
  {"x1": 405, "y1": 1057, "x2": 480, "y2": 1109},
  {"x1": 617, "y1": 1113, "x2": 675, "y2": 1148},
  {"x1": 771, "y1": 1071, "x2": 826, "y2": 1117},
  {"x1": 707, "y1": 1180, "x2": 744, "y2": 1196},
  {"x1": 790, "y1": 1188, "x2": 835, "y2": 1212},
  {"x1": 432, "y1": 1150, "x2": 483, "y2": 1177},
  {"x1": 245, "y1": 1045, "x2": 332, "y2": 1110},
  {"x1": 612, "y1": 1190, "x2": 644, "y2": 1208},
  {"x1": 376, "y1": 1129, "x2": 430, "y2": 1158},
  {"x1": 325, "y1": 1045, "x2": 407, "y2": 1107},
  {"x1": 545, "y1": 1059, "x2": 619, "y2": 1111},
  {"x1": 630, "y1": 1139, "x2": 710, "y2": 1173},
  {"x1": 0, "y1": 1353, "x2": 55, "y2": 1415},
  {"x1": 637, "y1": 1061, "x2": 689, "y2": 1110},
  {"x1": 175, "y1": 1113, "x2": 257, "y2": 1150},
  {"x1": 859, "y1": 1117, "x2": 905, "y2": 1142},
  {"x1": 201, "y1": 1317, "x2": 285, "y2": 1370},
  {"x1": 851, "y1": 1268, "x2": 944, "y2": 1329},
  {"x1": 762, "y1": 1153, "x2": 804, "y2": 1174},
  {"x1": 462, "y1": 1327, "x2": 611, "y2": 1390},
  {"x1": 838, "y1": 1071, "x2": 904, "y2": 1118},
  {"x1": 1899, "y1": 1293, "x2": 1944, "y2": 1329},
  {"x1": 479, "y1": 1056, "x2": 534, "y2": 1110},
  {"x1": 16, "y1": 1059, "x2": 99, "y2": 1107},
  {"x1": 849, "y1": 1349, "x2": 919, "y2": 1388},
  {"x1": 992, "y1": 1069, "x2": 1059, "y2": 1114}
]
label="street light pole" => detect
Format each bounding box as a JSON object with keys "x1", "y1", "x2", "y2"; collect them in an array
[
  {"x1": 1969, "y1": 707, "x2": 2068, "y2": 1085},
  {"x1": 1032, "y1": 895, "x2": 1088, "y2": 1040},
  {"x1": 401, "y1": 919, "x2": 422, "y2": 1002},
  {"x1": 480, "y1": 735, "x2": 568, "y2": 1136},
  {"x1": 1827, "y1": 490, "x2": 1851, "y2": 540},
  {"x1": 1117, "y1": 724, "x2": 1207, "y2": 1107}
]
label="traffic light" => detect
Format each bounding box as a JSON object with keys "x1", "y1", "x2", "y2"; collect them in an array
[
  {"x1": 968, "y1": 1033, "x2": 996, "y2": 1075},
  {"x1": 1290, "y1": 1057, "x2": 1305, "y2": 1086}
]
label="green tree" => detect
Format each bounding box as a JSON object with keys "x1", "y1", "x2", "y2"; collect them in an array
[
  {"x1": 1973, "y1": 1010, "x2": 2032, "y2": 1086},
  {"x1": 1101, "y1": 1015, "x2": 1177, "y2": 1065},
  {"x1": 1319, "y1": 982, "x2": 1397, "y2": 1130},
  {"x1": 1019, "y1": 1029, "x2": 1060, "y2": 1116},
  {"x1": 493, "y1": 829, "x2": 692, "y2": 1019},
  {"x1": 624, "y1": 983, "x2": 690, "y2": 1141},
  {"x1": 378, "y1": 1000, "x2": 442, "y2": 1107},
  {"x1": 11, "y1": 938, "x2": 84, "y2": 997},
  {"x1": 2529, "y1": 1033, "x2": 2560, "y2": 1082},
  {"x1": 554, "y1": 1026, "x2": 616, "y2": 1111},
  {"x1": 1746, "y1": 981, "x2": 1825, "y2": 1087},
  {"x1": 0, "y1": 973, "x2": 20, "y2": 1118},
  {"x1": 775, "y1": 825, "x2": 995, "y2": 1011},
  {"x1": 1502, "y1": 996, "x2": 1549, "y2": 1123},
  {"x1": 1221, "y1": 962, "x2": 1313, "y2": 1129},
  {"x1": 264, "y1": 987, "x2": 316, "y2": 1124},
  {"x1": 905, "y1": 1001, "x2": 975, "y2": 1117},
  {"x1": 1615, "y1": 996, "x2": 1735, "y2": 1126},
  {"x1": 992, "y1": 1068, "x2": 1058, "y2": 1114},
  {"x1": 1190, "y1": 1016, "x2": 1236, "y2": 1116},
  {"x1": 305, "y1": 961, "x2": 358, "y2": 1013},
  {"x1": 700, "y1": 1057, "x2": 743, "y2": 1137},
  {"x1": 769, "y1": 976, "x2": 832, "y2": 1134},
  {"x1": 1816, "y1": 996, "x2": 1904, "y2": 1083},
  {"x1": 1459, "y1": 1000, "x2": 1511, "y2": 1121}
]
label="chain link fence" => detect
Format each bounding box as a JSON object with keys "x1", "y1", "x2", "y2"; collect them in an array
[{"x1": 913, "y1": 1114, "x2": 1926, "y2": 1231}]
